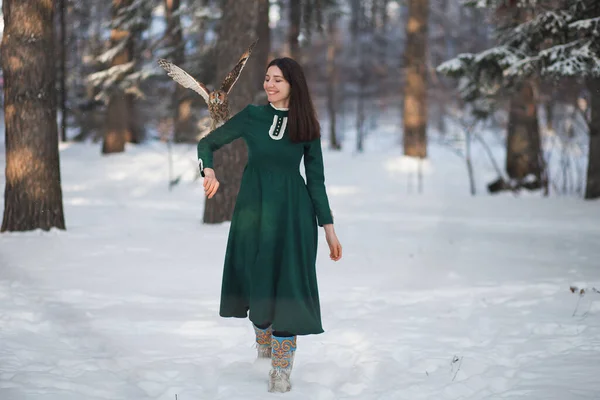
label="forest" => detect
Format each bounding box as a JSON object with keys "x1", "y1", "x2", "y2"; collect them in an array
[
  {"x1": 1, "y1": 2, "x2": 600, "y2": 399},
  {"x1": 1, "y1": 0, "x2": 598, "y2": 232}
]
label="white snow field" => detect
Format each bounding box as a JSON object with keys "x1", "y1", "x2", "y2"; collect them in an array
[{"x1": 1, "y1": 137, "x2": 599, "y2": 400}]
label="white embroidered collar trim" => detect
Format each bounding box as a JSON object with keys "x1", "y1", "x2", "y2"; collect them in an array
[
  {"x1": 268, "y1": 115, "x2": 287, "y2": 140},
  {"x1": 270, "y1": 103, "x2": 289, "y2": 111}
]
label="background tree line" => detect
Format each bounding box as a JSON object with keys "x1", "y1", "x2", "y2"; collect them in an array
[{"x1": 1, "y1": 0, "x2": 598, "y2": 232}]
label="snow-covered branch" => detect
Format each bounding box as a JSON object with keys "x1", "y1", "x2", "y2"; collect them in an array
[
  {"x1": 87, "y1": 62, "x2": 135, "y2": 88},
  {"x1": 504, "y1": 56, "x2": 540, "y2": 78},
  {"x1": 437, "y1": 54, "x2": 475, "y2": 77},
  {"x1": 96, "y1": 36, "x2": 130, "y2": 64},
  {"x1": 539, "y1": 40, "x2": 600, "y2": 77},
  {"x1": 461, "y1": 0, "x2": 538, "y2": 8},
  {"x1": 569, "y1": 17, "x2": 600, "y2": 34},
  {"x1": 474, "y1": 46, "x2": 520, "y2": 69}
]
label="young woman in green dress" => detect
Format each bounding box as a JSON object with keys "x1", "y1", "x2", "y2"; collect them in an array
[{"x1": 197, "y1": 57, "x2": 342, "y2": 392}]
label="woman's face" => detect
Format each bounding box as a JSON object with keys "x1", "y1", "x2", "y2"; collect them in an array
[{"x1": 264, "y1": 65, "x2": 291, "y2": 106}]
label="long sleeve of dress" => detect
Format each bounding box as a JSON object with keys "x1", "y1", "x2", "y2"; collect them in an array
[
  {"x1": 303, "y1": 137, "x2": 334, "y2": 226},
  {"x1": 197, "y1": 105, "x2": 250, "y2": 177}
]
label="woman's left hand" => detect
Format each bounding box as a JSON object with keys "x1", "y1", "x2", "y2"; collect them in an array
[{"x1": 324, "y1": 225, "x2": 342, "y2": 261}]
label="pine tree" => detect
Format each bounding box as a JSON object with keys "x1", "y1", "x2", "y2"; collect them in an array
[
  {"x1": 438, "y1": 0, "x2": 600, "y2": 197},
  {"x1": 88, "y1": 0, "x2": 155, "y2": 153},
  {"x1": 64, "y1": 0, "x2": 112, "y2": 142}
]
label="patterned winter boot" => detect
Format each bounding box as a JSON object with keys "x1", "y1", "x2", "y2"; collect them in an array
[
  {"x1": 268, "y1": 335, "x2": 297, "y2": 393},
  {"x1": 253, "y1": 324, "x2": 273, "y2": 359}
]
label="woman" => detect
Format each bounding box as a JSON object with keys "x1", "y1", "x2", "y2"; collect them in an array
[{"x1": 197, "y1": 57, "x2": 342, "y2": 393}]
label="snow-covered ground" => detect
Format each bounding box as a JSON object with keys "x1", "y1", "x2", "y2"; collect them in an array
[{"x1": 0, "y1": 134, "x2": 599, "y2": 399}]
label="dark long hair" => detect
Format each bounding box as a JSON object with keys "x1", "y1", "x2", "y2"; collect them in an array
[{"x1": 266, "y1": 57, "x2": 321, "y2": 143}]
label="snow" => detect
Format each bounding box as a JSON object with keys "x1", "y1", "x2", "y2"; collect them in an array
[
  {"x1": 503, "y1": 56, "x2": 539, "y2": 78},
  {"x1": 570, "y1": 17, "x2": 600, "y2": 32},
  {"x1": 88, "y1": 62, "x2": 135, "y2": 87},
  {"x1": 96, "y1": 39, "x2": 131, "y2": 64},
  {"x1": 512, "y1": 11, "x2": 571, "y2": 38},
  {"x1": 474, "y1": 47, "x2": 520, "y2": 69},
  {"x1": 1, "y1": 131, "x2": 600, "y2": 399},
  {"x1": 437, "y1": 56, "x2": 470, "y2": 75},
  {"x1": 441, "y1": 2, "x2": 600, "y2": 95}
]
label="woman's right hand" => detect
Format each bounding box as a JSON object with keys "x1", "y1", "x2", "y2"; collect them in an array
[
  {"x1": 203, "y1": 168, "x2": 220, "y2": 199},
  {"x1": 324, "y1": 224, "x2": 342, "y2": 262}
]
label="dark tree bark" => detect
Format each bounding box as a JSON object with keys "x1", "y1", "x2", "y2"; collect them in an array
[
  {"x1": 326, "y1": 13, "x2": 341, "y2": 150},
  {"x1": 402, "y1": 0, "x2": 429, "y2": 158},
  {"x1": 585, "y1": 77, "x2": 600, "y2": 200},
  {"x1": 432, "y1": 0, "x2": 449, "y2": 135},
  {"x1": 355, "y1": 1, "x2": 367, "y2": 153},
  {"x1": 1, "y1": 0, "x2": 66, "y2": 232},
  {"x1": 203, "y1": 0, "x2": 259, "y2": 224},
  {"x1": 165, "y1": 0, "x2": 195, "y2": 143},
  {"x1": 251, "y1": 0, "x2": 270, "y2": 103},
  {"x1": 378, "y1": 0, "x2": 390, "y2": 61},
  {"x1": 506, "y1": 81, "x2": 543, "y2": 184},
  {"x1": 288, "y1": 0, "x2": 301, "y2": 60},
  {"x1": 58, "y1": 0, "x2": 67, "y2": 142},
  {"x1": 102, "y1": 0, "x2": 136, "y2": 154},
  {"x1": 71, "y1": 1, "x2": 107, "y2": 142}
]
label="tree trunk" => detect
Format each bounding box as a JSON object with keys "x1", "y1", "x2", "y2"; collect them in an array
[
  {"x1": 356, "y1": 89, "x2": 365, "y2": 152},
  {"x1": 402, "y1": 0, "x2": 429, "y2": 158},
  {"x1": 59, "y1": 0, "x2": 67, "y2": 142},
  {"x1": 381, "y1": 0, "x2": 389, "y2": 46},
  {"x1": 356, "y1": 2, "x2": 367, "y2": 153},
  {"x1": 256, "y1": 0, "x2": 271, "y2": 75},
  {"x1": 370, "y1": 0, "x2": 378, "y2": 28},
  {"x1": 506, "y1": 81, "x2": 543, "y2": 185},
  {"x1": 253, "y1": 0, "x2": 270, "y2": 101},
  {"x1": 288, "y1": 0, "x2": 301, "y2": 60},
  {"x1": 164, "y1": 0, "x2": 195, "y2": 143},
  {"x1": 102, "y1": 92, "x2": 129, "y2": 153},
  {"x1": 585, "y1": 77, "x2": 600, "y2": 200},
  {"x1": 1, "y1": 0, "x2": 66, "y2": 232},
  {"x1": 73, "y1": 2, "x2": 105, "y2": 142},
  {"x1": 203, "y1": 0, "x2": 258, "y2": 224},
  {"x1": 326, "y1": 13, "x2": 341, "y2": 150},
  {"x1": 102, "y1": 0, "x2": 135, "y2": 154},
  {"x1": 379, "y1": 0, "x2": 390, "y2": 76}
]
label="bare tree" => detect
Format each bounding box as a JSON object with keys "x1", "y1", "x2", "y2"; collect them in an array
[{"x1": 1, "y1": 0, "x2": 66, "y2": 232}]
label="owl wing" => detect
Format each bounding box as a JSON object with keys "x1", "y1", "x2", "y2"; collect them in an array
[
  {"x1": 158, "y1": 59, "x2": 210, "y2": 105},
  {"x1": 220, "y1": 39, "x2": 258, "y2": 94}
]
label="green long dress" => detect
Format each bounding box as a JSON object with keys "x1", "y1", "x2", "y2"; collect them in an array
[{"x1": 197, "y1": 103, "x2": 333, "y2": 336}]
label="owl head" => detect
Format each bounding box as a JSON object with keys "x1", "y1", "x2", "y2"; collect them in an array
[{"x1": 209, "y1": 90, "x2": 227, "y2": 105}]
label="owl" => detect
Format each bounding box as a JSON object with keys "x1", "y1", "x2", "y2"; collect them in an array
[{"x1": 158, "y1": 39, "x2": 258, "y2": 137}]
